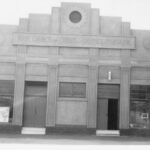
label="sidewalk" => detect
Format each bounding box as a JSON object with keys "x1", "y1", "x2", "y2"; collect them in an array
[{"x1": 0, "y1": 134, "x2": 149, "y2": 145}]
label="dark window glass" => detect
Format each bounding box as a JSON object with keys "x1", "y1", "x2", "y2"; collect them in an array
[
  {"x1": 72, "y1": 83, "x2": 86, "y2": 98},
  {"x1": 130, "y1": 85, "x2": 147, "y2": 101},
  {"x1": 130, "y1": 101, "x2": 150, "y2": 129},
  {"x1": 130, "y1": 85, "x2": 150, "y2": 129},
  {"x1": 59, "y1": 82, "x2": 86, "y2": 98},
  {"x1": 131, "y1": 93, "x2": 146, "y2": 99},
  {"x1": 0, "y1": 80, "x2": 14, "y2": 123},
  {"x1": 147, "y1": 94, "x2": 150, "y2": 100},
  {"x1": 147, "y1": 86, "x2": 150, "y2": 93},
  {"x1": 59, "y1": 82, "x2": 72, "y2": 97}
]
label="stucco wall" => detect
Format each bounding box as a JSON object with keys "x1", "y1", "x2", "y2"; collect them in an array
[{"x1": 0, "y1": 2, "x2": 149, "y2": 128}]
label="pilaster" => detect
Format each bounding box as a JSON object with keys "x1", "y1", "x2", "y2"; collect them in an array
[
  {"x1": 12, "y1": 18, "x2": 28, "y2": 125},
  {"x1": 120, "y1": 67, "x2": 130, "y2": 129},
  {"x1": 46, "y1": 64, "x2": 58, "y2": 127},
  {"x1": 119, "y1": 22, "x2": 131, "y2": 129},
  {"x1": 46, "y1": 7, "x2": 60, "y2": 127},
  {"x1": 87, "y1": 64, "x2": 98, "y2": 128},
  {"x1": 87, "y1": 9, "x2": 99, "y2": 128},
  {"x1": 12, "y1": 46, "x2": 26, "y2": 125}
]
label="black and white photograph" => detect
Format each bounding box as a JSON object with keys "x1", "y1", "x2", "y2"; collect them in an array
[{"x1": 0, "y1": 0, "x2": 150, "y2": 149}]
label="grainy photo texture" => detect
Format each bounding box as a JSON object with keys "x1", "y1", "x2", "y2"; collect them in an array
[{"x1": 0, "y1": 0, "x2": 149, "y2": 147}]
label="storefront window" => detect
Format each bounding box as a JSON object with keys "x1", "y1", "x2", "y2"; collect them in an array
[
  {"x1": 0, "y1": 81, "x2": 14, "y2": 123},
  {"x1": 130, "y1": 85, "x2": 150, "y2": 129}
]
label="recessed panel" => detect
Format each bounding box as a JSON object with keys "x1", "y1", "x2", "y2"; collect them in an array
[
  {"x1": 59, "y1": 65, "x2": 88, "y2": 77},
  {"x1": 56, "y1": 101, "x2": 87, "y2": 125},
  {"x1": 26, "y1": 64, "x2": 48, "y2": 76},
  {"x1": 0, "y1": 63, "x2": 15, "y2": 75}
]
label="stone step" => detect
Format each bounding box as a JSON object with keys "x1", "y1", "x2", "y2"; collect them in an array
[
  {"x1": 96, "y1": 130, "x2": 120, "y2": 136},
  {"x1": 21, "y1": 127, "x2": 46, "y2": 135}
]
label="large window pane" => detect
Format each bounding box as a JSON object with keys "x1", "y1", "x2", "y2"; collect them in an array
[
  {"x1": 130, "y1": 85, "x2": 147, "y2": 101},
  {"x1": 130, "y1": 101, "x2": 150, "y2": 129},
  {"x1": 130, "y1": 85, "x2": 150, "y2": 129},
  {"x1": 0, "y1": 80, "x2": 14, "y2": 123}
]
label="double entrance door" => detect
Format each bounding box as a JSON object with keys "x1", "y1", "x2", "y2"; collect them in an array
[
  {"x1": 97, "y1": 84, "x2": 120, "y2": 130},
  {"x1": 23, "y1": 81, "x2": 47, "y2": 128}
]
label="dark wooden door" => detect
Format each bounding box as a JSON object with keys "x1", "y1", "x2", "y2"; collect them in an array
[{"x1": 23, "y1": 96, "x2": 46, "y2": 127}]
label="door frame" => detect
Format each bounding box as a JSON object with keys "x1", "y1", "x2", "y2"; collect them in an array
[
  {"x1": 22, "y1": 81, "x2": 47, "y2": 128},
  {"x1": 97, "y1": 84, "x2": 120, "y2": 130}
]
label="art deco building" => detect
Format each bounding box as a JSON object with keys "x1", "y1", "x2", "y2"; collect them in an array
[{"x1": 0, "y1": 2, "x2": 149, "y2": 136}]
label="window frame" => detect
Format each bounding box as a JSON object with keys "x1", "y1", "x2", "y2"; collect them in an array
[
  {"x1": 0, "y1": 80, "x2": 14, "y2": 123},
  {"x1": 130, "y1": 84, "x2": 150, "y2": 129},
  {"x1": 59, "y1": 82, "x2": 86, "y2": 98}
]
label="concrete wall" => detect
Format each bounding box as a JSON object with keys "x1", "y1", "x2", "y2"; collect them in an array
[
  {"x1": 0, "y1": 25, "x2": 17, "y2": 56},
  {"x1": 29, "y1": 14, "x2": 51, "y2": 33},
  {"x1": 0, "y1": 2, "x2": 149, "y2": 130}
]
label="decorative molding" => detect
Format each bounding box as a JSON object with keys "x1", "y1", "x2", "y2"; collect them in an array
[
  {"x1": 13, "y1": 33, "x2": 135, "y2": 49},
  {"x1": 59, "y1": 77, "x2": 87, "y2": 82},
  {"x1": 62, "y1": 6, "x2": 88, "y2": 28}
]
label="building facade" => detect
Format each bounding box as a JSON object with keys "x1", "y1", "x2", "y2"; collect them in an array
[{"x1": 0, "y1": 2, "x2": 150, "y2": 136}]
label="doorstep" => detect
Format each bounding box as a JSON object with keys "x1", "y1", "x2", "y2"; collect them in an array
[
  {"x1": 21, "y1": 127, "x2": 46, "y2": 135},
  {"x1": 96, "y1": 130, "x2": 120, "y2": 136}
]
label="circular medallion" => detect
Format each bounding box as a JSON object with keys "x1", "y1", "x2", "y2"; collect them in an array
[{"x1": 69, "y1": 11, "x2": 82, "y2": 23}]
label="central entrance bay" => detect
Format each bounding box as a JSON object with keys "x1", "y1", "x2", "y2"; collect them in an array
[{"x1": 23, "y1": 81, "x2": 47, "y2": 128}]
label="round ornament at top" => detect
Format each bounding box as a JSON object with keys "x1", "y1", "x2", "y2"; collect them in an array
[{"x1": 69, "y1": 11, "x2": 82, "y2": 23}]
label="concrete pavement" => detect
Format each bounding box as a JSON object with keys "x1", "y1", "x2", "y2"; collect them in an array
[{"x1": 0, "y1": 134, "x2": 149, "y2": 145}]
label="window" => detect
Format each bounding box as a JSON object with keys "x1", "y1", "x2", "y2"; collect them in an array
[
  {"x1": 130, "y1": 85, "x2": 150, "y2": 129},
  {"x1": 0, "y1": 80, "x2": 14, "y2": 123},
  {"x1": 59, "y1": 82, "x2": 86, "y2": 98},
  {"x1": 130, "y1": 85, "x2": 147, "y2": 101}
]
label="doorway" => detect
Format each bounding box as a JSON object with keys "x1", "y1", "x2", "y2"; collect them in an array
[
  {"x1": 97, "y1": 84, "x2": 120, "y2": 130},
  {"x1": 97, "y1": 99, "x2": 119, "y2": 130},
  {"x1": 108, "y1": 99, "x2": 118, "y2": 130},
  {"x1": 23, "y1": 81, "x2": 47, "y2": 128}
]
